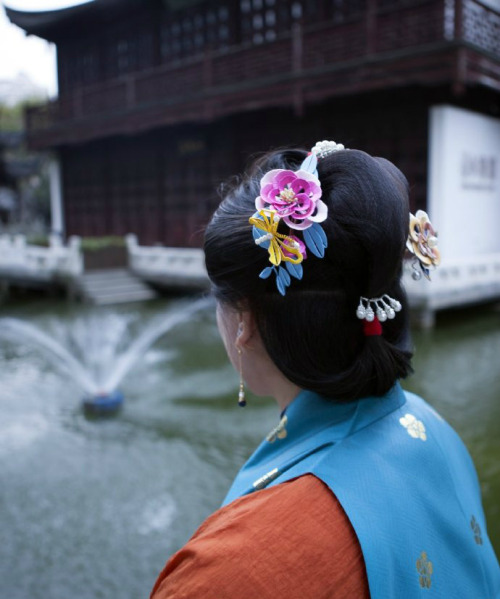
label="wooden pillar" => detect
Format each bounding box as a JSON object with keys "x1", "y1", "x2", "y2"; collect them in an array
[
  {"x1": 412, "y1": 307, "x2": 436, "y2": 330},
  {"x1": 0, "y1": 281, "x2": 10, "y2": 305}
]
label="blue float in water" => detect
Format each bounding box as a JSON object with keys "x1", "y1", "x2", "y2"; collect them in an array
[{"x1": 82, "y1": 389, "x2": 124, "y2": 416}]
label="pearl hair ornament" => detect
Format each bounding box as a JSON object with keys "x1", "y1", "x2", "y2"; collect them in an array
[
  {"x1": 356, "y1": 295, "x2": 402, "y2": 323},
  {"x1": 255, "y1": 233, "x2": 274, "y2": 245},
  {"x1": 311, "y1": 140, "x2": 346, "y2": 158}
]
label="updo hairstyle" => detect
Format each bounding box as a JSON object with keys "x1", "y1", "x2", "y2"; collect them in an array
[{"x1": 204, "y1": 148, "x2": 413, "y2": 401}]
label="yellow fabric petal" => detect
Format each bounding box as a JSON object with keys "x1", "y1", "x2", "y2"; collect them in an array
[
  {"x1": 278, "y1": 237, "x2": 304, "y2": 264},
  {"x1": 268, "y1": 240, "x2": 281, "y2": 266},
  {"x1": 249, "y1": 215, "x2": 268, "y2": 231}
]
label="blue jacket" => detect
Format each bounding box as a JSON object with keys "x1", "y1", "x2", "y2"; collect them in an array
[{"x1": 223, "y1": 383, "x2": 500, "y2": 598}]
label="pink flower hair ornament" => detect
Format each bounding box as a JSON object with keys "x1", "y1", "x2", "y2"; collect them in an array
[
  {"x1": 250, "y1": 150, "x2": 330, "y2": 296},
  {"x1": 256, "y1": 168, "x2": 327, "y2": 230}
]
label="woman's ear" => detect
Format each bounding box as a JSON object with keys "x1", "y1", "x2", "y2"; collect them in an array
[{"x1": 236, "y1": 310, "x2": 257, "y2": 348}]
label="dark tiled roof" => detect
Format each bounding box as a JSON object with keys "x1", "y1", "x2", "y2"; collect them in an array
[{"x1": 5, "y1": 0, "x2": 142, "y2": 41}]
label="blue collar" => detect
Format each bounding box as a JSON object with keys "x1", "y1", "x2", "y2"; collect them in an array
[{"x1": 222, "y1": 382, "x2": 407, "y2": 505}]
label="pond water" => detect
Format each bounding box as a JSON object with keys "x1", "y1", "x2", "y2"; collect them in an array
[{"x1": 0, "y1": 296, "x2": 498, "y2": 598}]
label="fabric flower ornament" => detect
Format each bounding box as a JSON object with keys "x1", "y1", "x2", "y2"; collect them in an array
[
  {"x1": 407, "y1": 210, "x2": 440, "y2": 280},
  {"x1": 249, "y1": 149, "x2": 328, "y2": 296},
  {"x1": 256, "y1": 169, "x2": 327, "y2": 230},
  {"x1": 250, "y1": 209, "x2": 306, "y2": 296},
  {"x1": 282, "y1": 235, "x2": 307, "y2": 261},
  {"x1": 250, "y1": 209, "x2": 304, "y2": 266}
]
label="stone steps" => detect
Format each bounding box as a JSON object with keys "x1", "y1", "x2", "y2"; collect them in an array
[{"x1": 76, "y1": 269, "x2": 159, "y2": 305}]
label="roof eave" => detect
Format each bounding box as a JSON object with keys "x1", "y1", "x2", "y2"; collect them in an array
[{"x1": 4, "y1": 2, "x2": 96, "y2": 41}]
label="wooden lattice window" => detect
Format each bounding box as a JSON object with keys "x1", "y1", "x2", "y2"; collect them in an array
[
  {"x1": 240, "y1": 0, "x2": 322, "y2": 45},
  {"x1": 58, "y1": 42, "x2": 100, "y2": 93},
  {"x1": 463, "y1": 0, "x2": 500, "y2": 55},
  {"x1": 160, "y1": 3, "x2": 232, "y2": 62},
  {"x1": 240, "y1": 0, "x2": 284, "y2": 44},
  {"x1": 330, "y1": 0, "x2": 367, "y2": 22}
]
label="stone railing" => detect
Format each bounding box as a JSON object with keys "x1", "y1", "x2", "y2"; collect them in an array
[
  {"x1": 403, "y1": 253, "x2": 500, "y2": 326},
  {"x1": 0, "y1": 234, "x2": 83, "y2": 280},
  {"x1": 126, "y1": 234, "x2": 208, "y2": 290}
]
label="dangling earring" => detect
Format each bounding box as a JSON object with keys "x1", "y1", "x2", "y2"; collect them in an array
[{"x1": 237, "y1": 346, "x2": 246, "y2": 407}]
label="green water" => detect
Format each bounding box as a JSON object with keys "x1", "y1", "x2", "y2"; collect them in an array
[{"x1": 0, "y1": 297, "x2": 498, "y2": 598}]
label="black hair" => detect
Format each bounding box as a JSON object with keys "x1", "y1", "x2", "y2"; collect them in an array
[{"x1": 204, "y1": 147, "x2": 413, "y2": 401}]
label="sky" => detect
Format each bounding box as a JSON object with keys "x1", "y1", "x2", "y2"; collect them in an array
[{"x1": 0, "y1": 0, "x2": 93, "y2": 97}]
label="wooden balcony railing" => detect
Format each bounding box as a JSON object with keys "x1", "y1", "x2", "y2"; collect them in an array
[{"x1": 25, "y1": 0, "x2": 500, "y2": 147}]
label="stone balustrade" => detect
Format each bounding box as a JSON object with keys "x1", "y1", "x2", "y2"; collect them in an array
[
  {"x1": 126, "y1": 234, "x2": 208, "y2": 290},
  {"x1": 404, "y1": 254, "x2": 500, "y2": 308},
  {"x1": 0, "y1": 234, "x2": 83, "y2": 281},
  {"x1": 403, "y1": 253, "x2": 500, "y2": 327}
]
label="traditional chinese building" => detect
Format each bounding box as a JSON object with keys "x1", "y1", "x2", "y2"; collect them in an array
[{"x1": 6, "y1": 0, "x2": 500, "y2": 249}]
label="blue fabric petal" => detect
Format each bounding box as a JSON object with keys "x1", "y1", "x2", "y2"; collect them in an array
[
  {"x1": 259, "y1": 266, "x2": 274, "y2": 279},
  {"x1": 300, "y1": 153, "x2": 318, "y2": 177},
  {"x1": 276, "y1": 275, "x2": 286, "y2": 296},
  {"x1": 253, "y1": 226, "x2": 270, "y2": 249},
  {"x1": 422, "y1": 266, "x2": 431, "y2": 281},
  {"x1": 303, "y1": 223, "x2": 328, "y2": 258},
  {"x1": 285, "y1": 261, "x2": 303, "y2": 280},
  {"x1": 277, "y1": 266, "x2": 291, "y2": 287},
  {"x1": 312, "y1": 222, "x2": 328, "y2": 247}
]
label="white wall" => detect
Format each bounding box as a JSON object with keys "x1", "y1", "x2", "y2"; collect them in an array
[{"x1": 428, "y1": 105, "x2": 500, "y2": 261}]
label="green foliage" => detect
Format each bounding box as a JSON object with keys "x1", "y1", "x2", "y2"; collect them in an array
[
  {"x1": 0, "y1": 98, "x2": 45, "y2": 132},
  {"x1": 0, "y1": 103, "x2": 23, "y2": 132},
  {"x1": 21, "y1": 235, "x2": 126, "y2": 250},
  {"x1": 80, "y1": 236, "x2": 126, "y2": 252},
  {"x1": 16, "y1": 235, "x2": 127, "y2": 250},
  {"x1": 26, "y1": 234, "x2": 49, "y2": 247}
]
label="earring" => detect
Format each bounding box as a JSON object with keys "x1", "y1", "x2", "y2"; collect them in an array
[{"x1": 237, "y1": 346, "x2": 246, "y2": 407}]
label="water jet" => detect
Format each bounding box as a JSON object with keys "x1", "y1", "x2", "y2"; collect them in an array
[{"x1": 0, "y1": 296, "x2": 211, "y2": 416}]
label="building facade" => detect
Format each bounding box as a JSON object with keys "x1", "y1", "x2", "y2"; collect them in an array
[{"x1": 7, "y1": 0, "x2": 500, "y2": 246}]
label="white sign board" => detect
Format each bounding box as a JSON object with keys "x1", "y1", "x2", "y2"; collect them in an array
[{"x1": 428, "y1": 105, "x2": 500, "y2": 260}]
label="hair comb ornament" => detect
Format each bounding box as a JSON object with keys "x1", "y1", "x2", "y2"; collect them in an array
[
  {"x1": 250, "y1": 141, "x2": 345, "y2": 296},
  {"x1": 406, "y1": 210, "x2": 440, "y2": 281}
]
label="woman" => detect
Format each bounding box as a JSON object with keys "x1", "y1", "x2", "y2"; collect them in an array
[{"x1": 151, "y1": 143, "x2": 500, "y2": 598}]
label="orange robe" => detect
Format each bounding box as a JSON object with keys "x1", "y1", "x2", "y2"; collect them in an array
[{"x1": 151, "y1": 474, "x2": 370, "y2": 598}]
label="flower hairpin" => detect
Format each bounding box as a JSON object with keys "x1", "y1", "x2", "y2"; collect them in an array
[
  {"x1": 357, "y1": 211, "x2": 441, "y2": 333},
  {"x1": 250, "y1": 144, "x2": 344, "y2": 296},
  {"x1": 406, "y1": 210, "x2": 440, "y2": 280}
]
